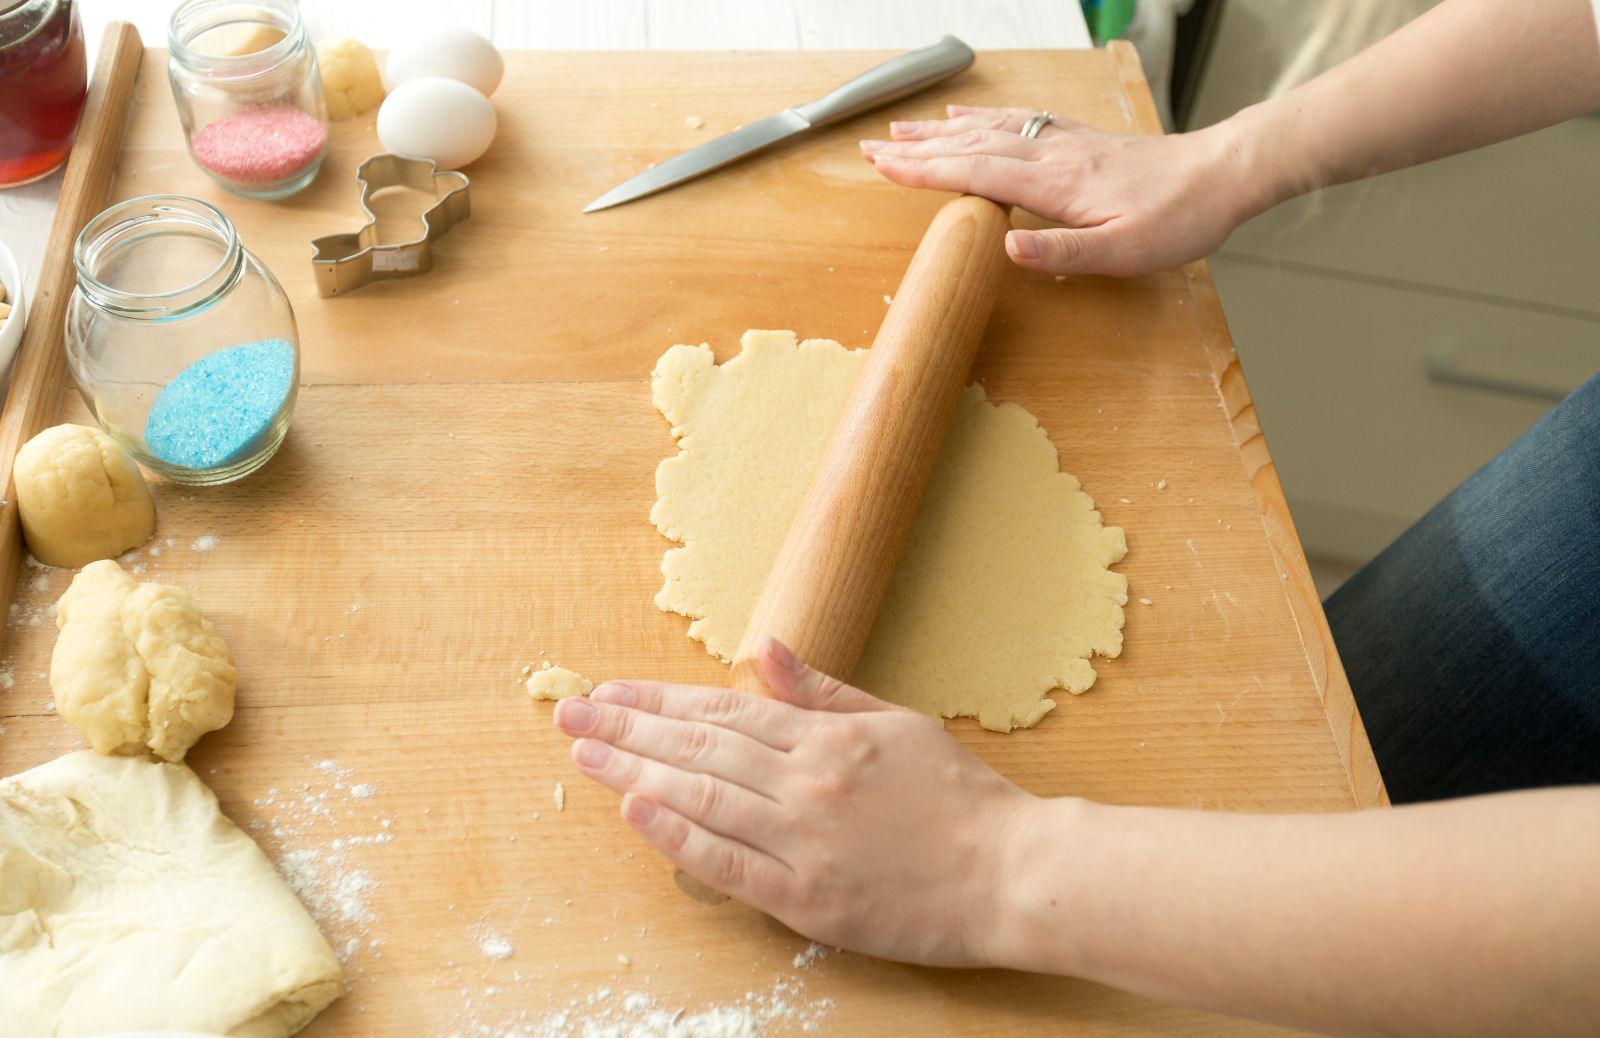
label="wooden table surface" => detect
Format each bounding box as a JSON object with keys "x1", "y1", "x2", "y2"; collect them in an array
[{"x1": 0, "y1": 45, "x2": 1383, "y2": 1036}]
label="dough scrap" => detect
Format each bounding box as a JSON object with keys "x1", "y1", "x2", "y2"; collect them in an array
[
  {"x1": 0, "y1": 751, "x2": 342, "y2": 1037},
  {"x1": 14, "y1": 424, "x2": 156, "y2": 568},
  {"x1": 317, "y1": 38, "x2": 386, "y2": 120},
  {"x1": 52, "y1": 560, "x2": 237, "y2": 762},
  {"x1": 651, "y1": 330, "x2": 1128, "y2": 731},
  {"x1": 526, "y1": 663, "x2": 594, "y2": 701}
]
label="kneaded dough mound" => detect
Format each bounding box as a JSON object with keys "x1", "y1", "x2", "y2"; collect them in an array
[
  {"x1": 0, "y1": 752, "x2": 342, "y2": 1036},
  {"x1": 14, "y1": 424, "x2": 155, "y2": 568},
  {"x1": 51, "y1": 560, "x2": 237, "y2": 762},
  {"x1": 317, "y1": 38, "x2": 386, "y2": 120}
]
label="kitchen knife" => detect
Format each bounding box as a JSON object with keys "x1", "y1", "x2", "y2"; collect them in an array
[{"x1": 582, "y1": 35, "x2": 976, "y2": 213}]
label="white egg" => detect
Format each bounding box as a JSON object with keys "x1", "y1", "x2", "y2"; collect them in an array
[
  {"x1": 385, "y1": 26, "x2": 503, "y2": 96},
  {"x1": 376, "y1": 77, "x2": 497, "y2": 169}
]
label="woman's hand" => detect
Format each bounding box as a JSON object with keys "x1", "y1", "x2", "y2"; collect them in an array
[
  {"x1": 861, "y1": 105, "x2": 1269, "y2": 278},
  {"x1": 553, "y1": 638, "x2": 1036, "y2": 967}
]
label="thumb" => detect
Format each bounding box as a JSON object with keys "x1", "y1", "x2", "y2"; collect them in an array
[
  {"x1": 1006, "y1": 226, "x2": 1126, "y2": 277},
  {"x1": 760, "y1": 637, "x2": 892, "y2": 714}
]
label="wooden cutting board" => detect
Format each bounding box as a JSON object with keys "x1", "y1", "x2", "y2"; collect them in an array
[{"x1": 0, "y1": 44, "x2": 1383, "y2": 1036}]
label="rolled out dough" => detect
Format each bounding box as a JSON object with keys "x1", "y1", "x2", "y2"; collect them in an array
[
  {"x1": 0, "y1": 752, "x2": 342, "y2": 1037},
  {"x1": 651, "y1": 330, "x2": 1128, "y2": 731}
]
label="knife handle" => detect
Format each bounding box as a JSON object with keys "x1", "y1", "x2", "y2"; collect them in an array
[{"x1": 793, "y1": 35, "x2": 975, "y2": 129}]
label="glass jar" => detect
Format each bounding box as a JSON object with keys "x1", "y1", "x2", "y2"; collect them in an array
[
  {"x1": 0, "y1": 0, "x2": 88, "y2": 187},
  {"x1": 67, "y1": 195, "x2": 301, "y2": 485},
  {"x1": 166, "y1": 0, "x2": 328, "y2": 199}
]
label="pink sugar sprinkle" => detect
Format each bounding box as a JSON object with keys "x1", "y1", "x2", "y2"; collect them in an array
[{"x1": 191, "y1": 108, "x2": 327, "y2": 184}]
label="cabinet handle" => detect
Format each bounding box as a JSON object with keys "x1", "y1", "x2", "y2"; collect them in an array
[{"x1": 1424, "y1": 344, "x2": 1575, "y2": 402}]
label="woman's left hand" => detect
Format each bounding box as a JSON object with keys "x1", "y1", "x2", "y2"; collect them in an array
[{"x1": 552, "y1": 638, "x2": 1036, "y2": 968}]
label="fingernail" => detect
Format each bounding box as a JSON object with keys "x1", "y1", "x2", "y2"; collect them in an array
[
  {"x1": 947, "y1": 104, "x2": 972, "y2": 115},
  {"x1": 590, "y1": 682, "x2": 635, "y2": 707},
  {"x1": 624, "y1": 795, "x2": 658, "y2": 826},
  {"x1": 555, "y1": 697, "x2": 597, "y2": 732},
  {"x1": 574, "y1": 739, "x2": 612, "y2": 768},
  {"x1": 859, "y1": 139, "x2": 887, "y2": 154},
  {"x1": 888, "y1": 121, "x2": 919, "y2": 135},
  {"x1": 1009, "y1": 231, "x2": 1042, "y2": 259},
  {"x1": 766, "y1": 636, "x2": 802, "y2": 674}
]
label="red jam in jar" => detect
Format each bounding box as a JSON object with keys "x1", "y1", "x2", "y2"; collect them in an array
[{"x1": 0, "y1": 0, "x2": 87, "y2": 187}]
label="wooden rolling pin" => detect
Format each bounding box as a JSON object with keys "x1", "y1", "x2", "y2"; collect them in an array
[
  {"x1": 674, "y1": 194, "x2": 1009, "y2": 903},
  {"x1": 730, "y1": 194, "x2": 1010, "y2": 691}
]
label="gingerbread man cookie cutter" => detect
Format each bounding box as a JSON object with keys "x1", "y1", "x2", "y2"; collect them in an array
[{"x1": 310, "y1": 154, "x2": 471, "y2": 297}]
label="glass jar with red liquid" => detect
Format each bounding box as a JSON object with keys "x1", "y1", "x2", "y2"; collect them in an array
[{"x1": 0, "y1": 0, "x2": 88, "y2": 188}]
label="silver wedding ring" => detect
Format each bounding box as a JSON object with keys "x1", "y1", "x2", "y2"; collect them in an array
[{"x1": 1019, "y1": 111, "x2": 1056, "y2": 138}]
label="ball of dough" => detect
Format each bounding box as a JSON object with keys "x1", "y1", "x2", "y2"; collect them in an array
[
  {"x1": 14, "y1": 424, "x2": 156, "y2": 568},
  {"x1": 317, "y1": 37, "x2": 385, "y2": 120},
  {"x1": 51, "y1": 560, "x2": 237, "y2": 762}
]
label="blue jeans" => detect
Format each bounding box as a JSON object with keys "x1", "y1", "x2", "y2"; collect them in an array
[{"x1": 1323, "y1": 371, "x2": 1600, "y2": 804}]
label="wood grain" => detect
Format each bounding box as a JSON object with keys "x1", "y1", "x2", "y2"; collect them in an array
[
  {"x1": 0, "y1": 46, "x2": 1370, "y2": 1035},
  {"x1": 730, "y1": 195, "x2": 1009, "y2": 692},
  {"x1": 1109, "y1": 41, "x2": 1387, "y2": 808},
  {"x1": 0, "y1": 23, "x2": 143, "y2": 639}
]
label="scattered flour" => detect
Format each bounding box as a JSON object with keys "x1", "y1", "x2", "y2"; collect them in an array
[
  {"x1": 479, "y1": 930, "x2": 516, "y2": 961},
  {"x1": 792, "y1": 943, "x2": 827, "y2": 970},
  {"x1": 249, "y1": 758, "x2": 396, "y2": 967},
  {"x1": 192, "y1": 534, "x2": 218, "y2": 552},
  {"x1": 443, "y1": 968, "x2": 834, "y2": 1038}
]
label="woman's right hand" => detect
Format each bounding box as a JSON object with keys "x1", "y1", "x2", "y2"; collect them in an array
[{"x1": 861, "y1": 105, "x2": 1273, "y2": 279}]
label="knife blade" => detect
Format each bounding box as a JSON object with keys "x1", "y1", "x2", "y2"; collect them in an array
[{"x1": 583, "y1": 35, "x2": 976, "y2": 213}]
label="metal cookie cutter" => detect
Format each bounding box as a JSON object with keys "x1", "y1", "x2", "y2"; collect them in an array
[{"x1": 311, "y1": 154, "x2": 470, "y2": 297}]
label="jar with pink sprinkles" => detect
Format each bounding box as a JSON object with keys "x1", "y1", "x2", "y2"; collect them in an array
[{"x1": 167, "y1": 0, "x2": 328, "y2": 199}]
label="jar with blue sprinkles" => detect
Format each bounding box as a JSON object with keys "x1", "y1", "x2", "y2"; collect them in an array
[{"x1": 66, "y1": 195, "x2": 299, "y2": 485}]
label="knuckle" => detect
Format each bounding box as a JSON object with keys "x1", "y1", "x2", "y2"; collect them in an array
[
  {"x1": 605, "y1": 705, "x2": 635, "y2": 742},
  {"x1": 676, "y1": 722, "x2": 714, "y2": 764},
  {"x1": 706, "y1": 842, "x2": 745, "y2": 891},
  {"x1": 955, "y1": 129, "x2": 986, "y2": 149},
  {"x1": 657, "y1": 812, "x2": 688, "y2": 854},
  {"x1": 687, "y1": 773, "x2": 724, "y2": 818},
  {"x1": 698, "y1": 692, "x2": 743, "y2": 727},
  {"x1": 805, "y1": 768, "x2": 850, "y2": 803}
]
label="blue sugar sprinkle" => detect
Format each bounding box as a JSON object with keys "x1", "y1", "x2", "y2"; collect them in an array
[{"x1": 145, "y1": 339, "x2": 296, "y2": 470}]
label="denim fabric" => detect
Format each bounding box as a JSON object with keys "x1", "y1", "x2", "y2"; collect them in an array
[{"x1": 1324, "y1": 371, "x2": 1600, "y2": 804}]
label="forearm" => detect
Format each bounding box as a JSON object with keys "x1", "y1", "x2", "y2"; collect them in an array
[
  {"x1": 1214, "y1": 0, "x2": 1600, "y2": 216},
  {"x1": 995, "y1": 789, "x2": 1600, "y2": 1036}
]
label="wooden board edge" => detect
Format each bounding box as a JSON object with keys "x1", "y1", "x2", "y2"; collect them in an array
[
  {"x1": 1106, "y1": 41, "x2": 1389, "y2": 809},
  {"x1": 0, "y1": 22, "x2": 144, "y2": 648}
]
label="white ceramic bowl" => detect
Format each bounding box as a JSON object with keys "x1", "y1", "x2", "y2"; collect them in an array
[{"x1": 0, "y1": 237, "x2": 27, "y2": 379}]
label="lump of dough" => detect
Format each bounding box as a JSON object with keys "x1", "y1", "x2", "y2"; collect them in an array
[
  {"x1": 0, "y1": 751, "x2": 342, "y2": 1037},
  {"x1": 14, "y1": 424, "x2": 155, "y2": 568},
  {"x1": 317, "y1": 38, "x2": 386, "y2": 120},
  {"x1": 527, "y1": 663, "x2": 594, "y2": 701},
  {"x1": 51, "y1": 560, "x2": 237, "y2": 762}
]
